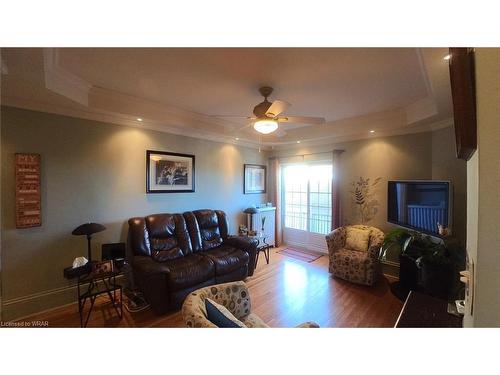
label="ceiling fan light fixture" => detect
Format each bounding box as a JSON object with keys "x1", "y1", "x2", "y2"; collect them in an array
[{"x1": 253, "y1": 119, "x2": 278, "y2": 134}]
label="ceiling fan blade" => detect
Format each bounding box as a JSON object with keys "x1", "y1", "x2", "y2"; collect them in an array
[
  {"x1": 277, "y1": 116, "x2": 325, "y2": 125},
  {"x1": 235, "y1": 122, "x2": 255, "y2": 132},
  {"x1": 275, "y1": 128, "x2": 287, "y2": 138},
  {"x1": 208, "y1": 115, "x2": 255, "y2": 119},
  {"x1": 265, "y1": 100, "x2": 291, "y2": 117}
]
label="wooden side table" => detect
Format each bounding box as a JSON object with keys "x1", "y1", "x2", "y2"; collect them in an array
[{"x1": 249, "y1": 234, "x2": 271, "y2": 269}]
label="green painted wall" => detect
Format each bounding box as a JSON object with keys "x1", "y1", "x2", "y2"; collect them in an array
[{"x1": 1, "y1": 106, "x2": 268, "y2": 320}]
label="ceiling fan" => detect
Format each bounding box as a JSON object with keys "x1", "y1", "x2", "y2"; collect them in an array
[{"x1": 212, "y1": 86, "x2": 326, "y2": 135}]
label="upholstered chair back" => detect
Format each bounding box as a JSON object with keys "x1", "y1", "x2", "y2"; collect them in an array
[
  {"x1": 326, "y1": 224, "x2": 385, "y2": 258},
  {"x1": 325, "y1": 225, "x2": 385, "y2": 286},
  {"x1": 182, "y1": 281, "x2": 252, "y2": 328}
]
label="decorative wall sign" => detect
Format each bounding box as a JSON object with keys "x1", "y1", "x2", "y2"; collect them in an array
[
  {"x1": 15, "y1": 153, "x2": 41, "y2": 228},
  {"x1": 244, "y1": 164, "x2": 266, "y2": 194},
  {"x1": 146, "y1": 150, "x2": 195, "y2": 193}
]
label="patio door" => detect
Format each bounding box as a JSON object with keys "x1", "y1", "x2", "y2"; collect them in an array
[{"x1": 281, "y1": 162, "x2": 332, "y2": 253}]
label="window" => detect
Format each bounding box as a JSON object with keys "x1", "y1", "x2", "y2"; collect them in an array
[
  {"x1": 282, "y1": 163, "x2": 332, "y2": 235},
  {"x1": 308, "y1": 164, "x2": 332, "y2": 234}
]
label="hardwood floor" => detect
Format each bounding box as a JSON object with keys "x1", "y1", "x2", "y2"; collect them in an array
[{"x1": 26, "y1": 248, "x2": 403, "y2": 328}]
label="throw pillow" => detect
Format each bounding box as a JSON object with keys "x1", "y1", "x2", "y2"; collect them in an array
[
  {"x1": 205, "y1": 298, "x2": 246, "y2": 328},
  {"x1": 345, "y1": 227, "x2": 371, "y2": 252}
]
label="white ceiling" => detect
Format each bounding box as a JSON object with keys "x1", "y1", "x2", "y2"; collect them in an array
[{"x1": 1, "y1": 48, "x2": 453, "y2": 149}]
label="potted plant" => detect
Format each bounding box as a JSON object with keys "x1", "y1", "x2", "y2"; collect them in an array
[
  {"x1": 380, "y1": 228, "x2": 417, "y2": 260},
  {"x1": 381, "y1": 228, "x2": 464, "y2": 300},
  {"x1": 380, "y1": 228, "x2": 421, "y2": 297},
  {"x1": 416, "y1": 238, "x2": 464, "y2": 300}
]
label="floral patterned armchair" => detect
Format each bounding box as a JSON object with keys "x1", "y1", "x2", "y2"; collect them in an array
[
  {"x1": 325, "y1": 225, "x2": 385, "y2": 286},
  {"x1": 182, "y1": 281, "x2": 319, "y2": 328}
]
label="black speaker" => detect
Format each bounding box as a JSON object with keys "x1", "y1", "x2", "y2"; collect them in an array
[{"x1": 102, "y1": 242, "x2": 126, "y2": 268}]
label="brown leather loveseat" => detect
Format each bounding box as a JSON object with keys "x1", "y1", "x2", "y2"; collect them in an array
[{"x1": 128, "y1": 209, "x2": 258, "y2": 314}]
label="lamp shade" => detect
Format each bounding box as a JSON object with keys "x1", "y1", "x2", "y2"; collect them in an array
[
  {"x1": 72, "y1": 222, "x2": 106, "y2": 236},
  {"x1": 243, "y1": 207, "x2": 258, "y2": 214}
]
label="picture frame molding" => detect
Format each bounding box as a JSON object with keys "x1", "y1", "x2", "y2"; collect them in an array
[{"x1": 146, "y1": 150, "x2": 196, "y2": 193}]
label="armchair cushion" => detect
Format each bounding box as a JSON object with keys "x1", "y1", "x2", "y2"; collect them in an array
[
  {"x1": 345, "y1": 227, "x2": 371, "y2": 252},
  {"x1": 205, "y1": 298, "x2": 246, "y2": 328}
]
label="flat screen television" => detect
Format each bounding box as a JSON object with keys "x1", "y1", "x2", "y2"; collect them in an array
[{"x1": 387, "y1": 180, "x2": 452, "y2": 236}]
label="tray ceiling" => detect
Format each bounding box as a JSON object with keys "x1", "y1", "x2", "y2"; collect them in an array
[{"x1": 1, "y1": 48, "x2": 453, "y2": 149}]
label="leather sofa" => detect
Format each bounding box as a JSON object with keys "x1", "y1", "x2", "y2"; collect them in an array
[{"x1": 128, "y1": 209, "x2": 258, "y2": 314}]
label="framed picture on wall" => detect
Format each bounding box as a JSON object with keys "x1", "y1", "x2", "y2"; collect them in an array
[
  {"x1": 146, "y1": 150, "x2": 195, "y2": 193},
  {"x1": 244, "y1": 164, "x2": 266, "y2": 194}
]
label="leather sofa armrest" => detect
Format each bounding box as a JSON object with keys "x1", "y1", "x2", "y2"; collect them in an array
[
  {"x1": 224, "y1": 236, "x2": 258, "y2": 276},
  {"x1": 131, "y1": 256, "x2": 171, "y2": 314}
]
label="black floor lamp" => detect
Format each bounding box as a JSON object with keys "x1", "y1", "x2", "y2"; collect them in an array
[{"x1": 72, "y1": 222, "x2": 106, "y2": 262}]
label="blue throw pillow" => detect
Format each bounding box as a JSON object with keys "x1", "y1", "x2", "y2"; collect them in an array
[{"x1": 205, "y1": 298, "x2": 244, "y2": 328}]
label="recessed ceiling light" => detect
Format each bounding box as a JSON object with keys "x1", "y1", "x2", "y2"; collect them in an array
[
  {"x1": 443, "y1": 54, "x2": 451, "y2": 61},
  {"x1": 137, "y1": 118, "x2": 143, "y2": 122},
  {"x1": 235, "y1": 137, "x2": 239, "y2": 140},
  {"x1": 370, "y1": 130, "x2": 375, "y2": 133},
  {"x1": 297, "y1": 141, "x2": 301, "y2": 144}
]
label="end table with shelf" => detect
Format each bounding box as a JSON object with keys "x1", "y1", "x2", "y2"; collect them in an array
[
  {"x1": 249, "y1": 233, "x2": 271, "y2": 269},
  {"x1": 64, "y1": 262, "x2": 123, "y2": 327}
]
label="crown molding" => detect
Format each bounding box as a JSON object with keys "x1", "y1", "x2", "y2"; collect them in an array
[
  {"x1": 271, "y1": 117, "x2": 454, "y2": 150},
  {"x1": 4, "y1": 48, "x2": 452, "y2": 152},
  {"x1": 88, "y1": 86, "x2": 244, "y2": 135},
  {"x1": 43, "y1": 48, "x2": 92, "y2": 106},
  {"x1": 415, "y1": 48, "x2": 435, "y2": 97},
  {"x1": 2, "y1": 95, "x2": 268, "y2": 150},
  {"x1": 405, "y1": 96, "x2": 438, "y2": 124}
]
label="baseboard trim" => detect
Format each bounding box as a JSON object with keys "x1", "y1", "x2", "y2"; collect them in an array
[
  {"x1": 381, "y1": 261, "x2": 400, "y2": 278},
  {"x1": 2, "y1": 284, "x2": 77, "y2": 322},
  {"x1": 381, "y1": 260, "x2": 400, "y2": 268},
  {"x1": 2, "y1": 275, "x2": 124, "y2": 322},
  {"x1": 3, "y1": 284, "x2": 77, "y2": 307}
]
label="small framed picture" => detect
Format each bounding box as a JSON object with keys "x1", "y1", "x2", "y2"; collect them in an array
[
  {"x1": 244, "y1": 164, "x2": 266, "y2": 194},
  {"x1": 146, "y1": 150, "x2": 195, "y2": 193},
  {"x1": 91, "y1": 260, "x2": 114, "y2": 277}
]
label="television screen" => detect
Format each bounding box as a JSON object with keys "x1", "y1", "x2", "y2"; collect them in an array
[{"x1": 387, "y1": 181, "x2": 451, "y2": 235}]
